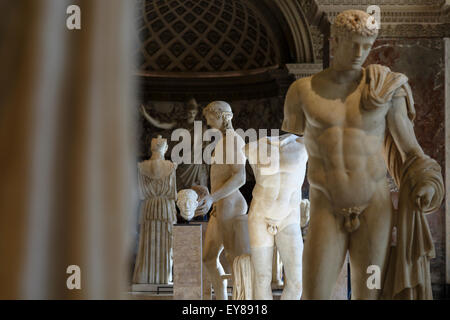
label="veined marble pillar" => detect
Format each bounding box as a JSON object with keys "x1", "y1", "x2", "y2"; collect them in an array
[{"x1": 173, "y1": 224, "x2": 203, "y2": 300}]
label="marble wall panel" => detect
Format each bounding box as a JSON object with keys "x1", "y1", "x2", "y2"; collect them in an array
[{"x1": 364, "y1": 38, "x2": 446, "y2": 298}]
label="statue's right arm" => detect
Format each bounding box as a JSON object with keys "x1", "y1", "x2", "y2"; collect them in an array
[
  {"x1": 211, "y1": 163, "x2": 246, "y2": 203},
  {"x1": 140, "y1": 105, "x2": 177, "y2": 130},
  {"x1": 282, "y1": 80, "x2": 306, "y2": 136}
]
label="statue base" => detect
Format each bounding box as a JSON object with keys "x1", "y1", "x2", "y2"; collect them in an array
[{"x1": 173, "y1": 224, "x2": 203, "y2": 300}]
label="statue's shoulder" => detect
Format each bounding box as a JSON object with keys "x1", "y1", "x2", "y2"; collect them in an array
[
  {"x1": 366, "y1": 63, "x2": 391, "y2": 74},
  {"x1": 165, "y1": 160, "x2": 177, "y2": 171},
  {"x1": 363, "y1": 64, "x2": 411, "y2": 108},
  {"x1": 139, "y1": 159, "x2": 176, "y2": 177},
  {"x1": 366, "y1": 64, "x2": 408, "y2": 82},
  {"x1": 289, "y1": 75, "x2": 312, "y2": 93}
]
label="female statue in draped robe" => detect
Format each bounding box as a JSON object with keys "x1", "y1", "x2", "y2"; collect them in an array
[{"x1": 133, "y1": 135, "x2": 177, "y2": 285}]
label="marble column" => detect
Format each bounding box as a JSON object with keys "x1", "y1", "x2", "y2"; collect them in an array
[{"x1": 173, "y1": 224, "x2": 203, "y2": 300}]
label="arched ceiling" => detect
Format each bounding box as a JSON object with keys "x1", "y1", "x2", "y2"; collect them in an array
[
  {"x1": 136, "y1": 0, "x2": 283, "y2": 76},
  {"x1": 135, "y1": 0, "x2": 315, "y2": 100}
]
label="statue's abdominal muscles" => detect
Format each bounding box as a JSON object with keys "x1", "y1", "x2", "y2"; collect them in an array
[{"x1": 307, "y1": 125, "x2": 386, "y2": 209}]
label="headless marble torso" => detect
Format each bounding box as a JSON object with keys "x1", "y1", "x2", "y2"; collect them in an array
[
  {"x1": 245, "y1": 134, "x2": 307, "y2": 299},
  {"x1": 247, "y1": 134, "x2": 308, "y2": 247}
]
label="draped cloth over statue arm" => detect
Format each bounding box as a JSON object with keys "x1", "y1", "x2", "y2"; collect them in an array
[{"x1": 362, "y1": 64, "x2": 444, "y2": 300}]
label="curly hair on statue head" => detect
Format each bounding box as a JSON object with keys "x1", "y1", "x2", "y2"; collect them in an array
[
  {"x1": 331, "y1": 10, "x2": 378, "y2": 39},
  {"x1": 203, "y1": 101, "x2": 234, "y2": 130}
]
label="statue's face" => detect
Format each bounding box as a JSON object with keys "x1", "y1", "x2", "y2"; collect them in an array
[
  {"x1": 204, "y1": 111, "x2": 223, "y2": 130},
  {"x1": 186, "y1": 109, "x2": 198, "y2": 124},
  {"x1": 333, "y1": 33, "x2": 376, "y2": 70},
  {"x1": 177, "y1": 197, "x2": 198, "y2": 220}
]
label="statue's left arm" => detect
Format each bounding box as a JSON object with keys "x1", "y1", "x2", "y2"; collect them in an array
[
  {"x1": 386, "y1": 94, "x2": 442, "y2": 212},
  {"x1": 367, "y1": 64, "x2": 443, "y2": 299},
  {"x1": 196, "y1": 163, "x2": 246, "y2": 215}
]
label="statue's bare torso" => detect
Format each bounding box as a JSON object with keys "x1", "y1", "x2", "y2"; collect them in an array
[
  {"x1": 283, "y1": 66, "x2": 401, "y2": 299},
  {"x1": 285, "y1": 8, "x2": 442, "y2": 301},
  {"x1": 298, "y1": 69, "x2": 388, "y2": 209},
  {"x1": 210, "y1": 135, "x2": 247, "y2": 220}
]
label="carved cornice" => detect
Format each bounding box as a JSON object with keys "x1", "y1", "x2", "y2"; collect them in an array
[
  {"x1": 312, "y1": 0, "x2": 450, "y2": 37},
  {"x1": 285, "y1": 63, "x2": 323, "y2": 79},
  {"x1": 323, "y1": 5, "x2": 444, "y2": 24},
  {"x1": 379, "y1": 23, "x2": 450, "y2": 38}
]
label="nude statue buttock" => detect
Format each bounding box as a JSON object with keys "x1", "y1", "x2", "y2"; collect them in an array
[{"x1": 213, "y1": 191, "x2": 247, "y2": 221}]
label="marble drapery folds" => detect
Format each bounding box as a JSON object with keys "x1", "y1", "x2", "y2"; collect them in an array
[
  {"x1": 133, "y1": 162, "x2": 177, "y2": 284},
  {"x1": 362, "y1": 64, "x2": 444, "y2": 299}
]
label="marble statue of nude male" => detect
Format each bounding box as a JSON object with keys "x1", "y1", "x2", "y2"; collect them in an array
[
  {"x1": 196, "y1": 101, "x2": 248, "y2": 300},
  {"x1": 283, "y1": 10, "x2": 443, "y2": 299}
]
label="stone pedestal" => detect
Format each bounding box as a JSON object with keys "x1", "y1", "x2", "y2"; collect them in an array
[
  {"x1": 199, "y1": 221, "x2": 212, "y2": 300},
  {"x1": 173, "y1": 224, "x2": 203, "y2": 300}
]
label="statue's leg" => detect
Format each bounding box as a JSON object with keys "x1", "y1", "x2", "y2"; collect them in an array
[
  {"x1": 349, "y1": 185, "x2": 393, "y2": 300},
  {"x1": 220, "y1": 199, "x2": 248, "y2": 270},
  {"x1": 202, "y1": 214, "x2": 227, "y2": 300},
  {"x1": 302, "y1": 189, "x2": 348, "y2": 299},
  {"x1": 248, "y1": 212, "x2": 274, "y2": 300},
  {"x1": 275, "y1": 223, "x2": 303, "y2": 300},
  {"x1": 251, "y1": 246, "x2": 274, "y2": 300},
  {"x1": 221, "y1": 216, "x2": 239, "y2": 271}
]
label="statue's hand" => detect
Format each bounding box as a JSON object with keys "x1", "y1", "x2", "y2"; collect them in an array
[
  {"x1": 413, "y1": 182, "x2": 436, "y2": 212},
  {"x1": 196, "y1": 194, "x2": 214, "y2": 216}
]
